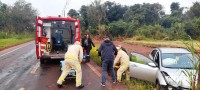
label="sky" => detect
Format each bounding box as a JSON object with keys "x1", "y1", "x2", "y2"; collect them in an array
[{"x1": 1, "y1": 0, "x2": 199, "y2": 17}]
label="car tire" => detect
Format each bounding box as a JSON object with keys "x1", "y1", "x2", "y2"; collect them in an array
[{"x1": 40, "y1": 59, "x2": 45, "y2": 64}]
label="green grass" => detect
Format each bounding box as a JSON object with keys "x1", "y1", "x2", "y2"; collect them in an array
[
  {"x1": 0, "y1": 33, "x2": 34, "y2": 50},
  {"x1": 123, "y1": 79, "x2": 155, "y2": 90}
]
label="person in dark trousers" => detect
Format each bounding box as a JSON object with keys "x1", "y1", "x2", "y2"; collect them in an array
[
  {"x1": 83, "y1": 34, "x2": 95, "y2": 62},
  {"x1": 98, "y1": 37, "x2": 118, "y2": 86}
]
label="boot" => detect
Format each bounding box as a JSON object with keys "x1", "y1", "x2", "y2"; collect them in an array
[
  {"x1": 76, "y1": 84, "x2": 84, "y2": 89},
  {"x1": 57, "y1": 84, "x2": 63, "y2": 88}
]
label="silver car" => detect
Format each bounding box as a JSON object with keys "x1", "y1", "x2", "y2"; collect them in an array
[{"x1": 129, "y1": 48, "x2": 199, "y2": 90}]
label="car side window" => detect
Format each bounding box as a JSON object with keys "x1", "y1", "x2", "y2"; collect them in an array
[
  {"x1": 130, "y1": 52, "x2": 153, "y2": 64},
  {"x1": 151, "y1": 50, "x2": 157, "y2": 59}
]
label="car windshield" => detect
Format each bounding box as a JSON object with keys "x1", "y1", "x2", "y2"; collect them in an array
[{"x1": 161, "y1": 53, "x2": 198, "y2": 69}]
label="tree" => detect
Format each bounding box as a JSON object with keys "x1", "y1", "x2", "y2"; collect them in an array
[
  {"x1": 67, "y1": 9, "x2": 79, "y2": 18},
  {"x1": 86, "y1": 0, "x2": 107, "y2": 36},
  {"x1": 103, "y1": 1, "x2": 128, "y2": 23},
  {"x1": 160, "y1": 16, "x2": 181, "y2": 28},
  {"x1": 80, "y1": 5, "x2": 89, "y2": 30},
  {"x1": 170, "y1": 2, "x2": 180, "y2": 12},
  {"x1": 186, "y1": 2, "x2": 200, "y2": 19},
  {"x1": 90, "y1": 0, "x2": 106, "y2": 26},
  {"x1": 170, "y1": 2, "x2": 183, "y2": 17},
  {"x1": 9, "y1": 0, "x2": 37, "y2": 33},
  {"x1": 123, "y1": 3, "x2": 163, "y2": 25},
  {"x1": 0, "y1": 1, "x2": 8, "y2": 31},
  {"x1": 184, "y1": 17, "x2": 200, "y2": 39}
]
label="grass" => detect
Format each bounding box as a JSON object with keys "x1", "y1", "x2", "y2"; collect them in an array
[
  {"x1": 122, "y1": 79, "x2": 155, "y2": 90},
  {"x1": 90, "y1": 46, "x2": 102, "y2": 66},
  {"x1": 124, "y1": 39, "x2": 200, "y2": 51},
  {"x1": 0, "y1": 33, "x2": 34, "y2": 50}
]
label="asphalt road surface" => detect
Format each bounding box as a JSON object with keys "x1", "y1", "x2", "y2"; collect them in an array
[{"x1": 0, "y1": 41, "x2": 127, "y2": 90}]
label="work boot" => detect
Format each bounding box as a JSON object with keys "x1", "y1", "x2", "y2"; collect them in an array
[
  {"x1": 57, "y1": 84, "x2": 63, "y2": 88},
  {"x1": 76, "y1": 84, "x2": 84, "y2": 89}
]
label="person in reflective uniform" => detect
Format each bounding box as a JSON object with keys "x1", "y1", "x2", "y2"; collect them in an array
[
  {"x1": 57, "y1": 41, "x2": 84, "y2": 89},
  {"x1": 114, "y1": 46, "x2": 130, "y2": 82}
]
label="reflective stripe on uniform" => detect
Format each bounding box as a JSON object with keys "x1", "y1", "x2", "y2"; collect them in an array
[
  {"x1": 58, "y1": 76, "x2": 65, "y2": 82},
  {"x1": 76, "y1": 80, "x2": 81, "y2": 85},
  {"x1": 77, "y1": 63, "x2": 81, "y2": 68},
  {"x1": 65, "y1": 55, "x2": 77, "y2": 60}
]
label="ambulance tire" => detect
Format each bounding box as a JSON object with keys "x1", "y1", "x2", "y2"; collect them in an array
[{"x1": 40, "y1": 59, "x2": 45, "y2": 64}]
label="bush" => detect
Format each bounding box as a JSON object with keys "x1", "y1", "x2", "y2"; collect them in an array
[
  {"x1": 90, "y1": 46, "x2": 102, "y2": 66},
  {"x1": 166, "y1": 23, "x2": 188, "y2": 40},
  {"x1": 184, "y1": 17, "x2": 200, "y2": 40},
  {"x1": 109, "y1": 20, "x2": 129, "y2": 37},
  {"x1": 135, "y1": 24, "x2": 166, "y2": 40},
  {"x1": 0, "y1": 32, "x2": 8, "y2": 39}
]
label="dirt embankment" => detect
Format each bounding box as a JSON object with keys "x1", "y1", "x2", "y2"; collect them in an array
[{"x1": 93, "y1": 40, "x2": 153, "y2": 57}]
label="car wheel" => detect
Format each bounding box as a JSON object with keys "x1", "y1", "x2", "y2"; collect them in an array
[{"x1": 40, "y1": 59, "x2": 45, "y2": 64}]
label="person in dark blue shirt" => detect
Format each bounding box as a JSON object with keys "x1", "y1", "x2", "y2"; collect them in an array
[{"x1": 98, "y1": 36, "x2": 118, "y2": 86}]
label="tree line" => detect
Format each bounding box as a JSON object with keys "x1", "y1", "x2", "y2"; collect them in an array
[
  {"x1": 67, "y1": 0, "x2": 200, "y2": 40},
  {"x1": 0, "y1": 0, "x2": 37, "y2": 38}
]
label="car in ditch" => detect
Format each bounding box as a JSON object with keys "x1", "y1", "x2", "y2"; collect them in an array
[{"x1": 129, "y1": 48, "x2": 199, "y2": 90}]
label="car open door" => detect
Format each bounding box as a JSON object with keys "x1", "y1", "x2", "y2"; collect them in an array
[
  {"x1": 129, "y1": 52, "x2": 158, "y2": 83},
  {"x1": 35, "y1": 17, "x2": 43, "y2": 59}
]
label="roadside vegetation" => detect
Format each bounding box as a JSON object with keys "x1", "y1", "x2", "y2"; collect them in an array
[
  {"x1": 68, "y1": 0, "x2": 200, "y2": 41},
  {"x1": 0, "y1": 32, "x2": 34, "y2": 50},
  {"x1": 123, "y1": 79, "x2": 155, "y2": 90},
  {"x1": 0, "y1": 0, "x2": 37, "y2": 50},
  {"x1": 124, "y1": 39, "x2": 200, "y2": 51}
]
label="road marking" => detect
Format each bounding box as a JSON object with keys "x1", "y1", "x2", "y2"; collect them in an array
[
  {"x1": 18, "y1": 87, "x2": 25, "y2": 90},
  {"x1": 86, "y1": 63, "x2": 101, "y2": 77},
  {"x1": 30, "y1": 62, "x2": 40, "y2": 74},
  {"x1": 86, "y1": 62, "x2": 112, "y2": 86},
  {"x1": 0, "y1": 42, "x2": 33, "y2": 57}
]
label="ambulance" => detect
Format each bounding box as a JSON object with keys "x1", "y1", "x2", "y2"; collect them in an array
[{"x1": 35, "y1": 16, "x2": 81, "y2": 64}]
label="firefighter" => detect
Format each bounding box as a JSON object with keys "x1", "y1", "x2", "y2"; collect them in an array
[
  {"x1": 114, "y1": 45, "x2": 130, "y2": 82},
  {"x1": 57, "y1": 41, "x2": 84, "y2": 89}
]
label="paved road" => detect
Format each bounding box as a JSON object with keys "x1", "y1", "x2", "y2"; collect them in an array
[{"x1": 0, "y1": 41, "x2": 127, "y2": 90}]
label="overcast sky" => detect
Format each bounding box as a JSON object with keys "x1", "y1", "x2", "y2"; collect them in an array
[{"x1": 1, "y1": 0, "x2": 199, "y2": 17}]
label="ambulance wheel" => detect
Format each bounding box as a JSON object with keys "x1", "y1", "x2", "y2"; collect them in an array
[{"x1": 40, "y1": 59, "x2": 45, "y2": 64}]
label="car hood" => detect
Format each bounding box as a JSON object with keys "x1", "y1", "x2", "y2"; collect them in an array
[{"x1": 162, "y1": 68, "x2": 198, "y2": 88}]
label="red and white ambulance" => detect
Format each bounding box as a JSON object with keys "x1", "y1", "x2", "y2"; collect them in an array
[{"x1": 35, "y1": 16, "x2": 81, "y2": 64}]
